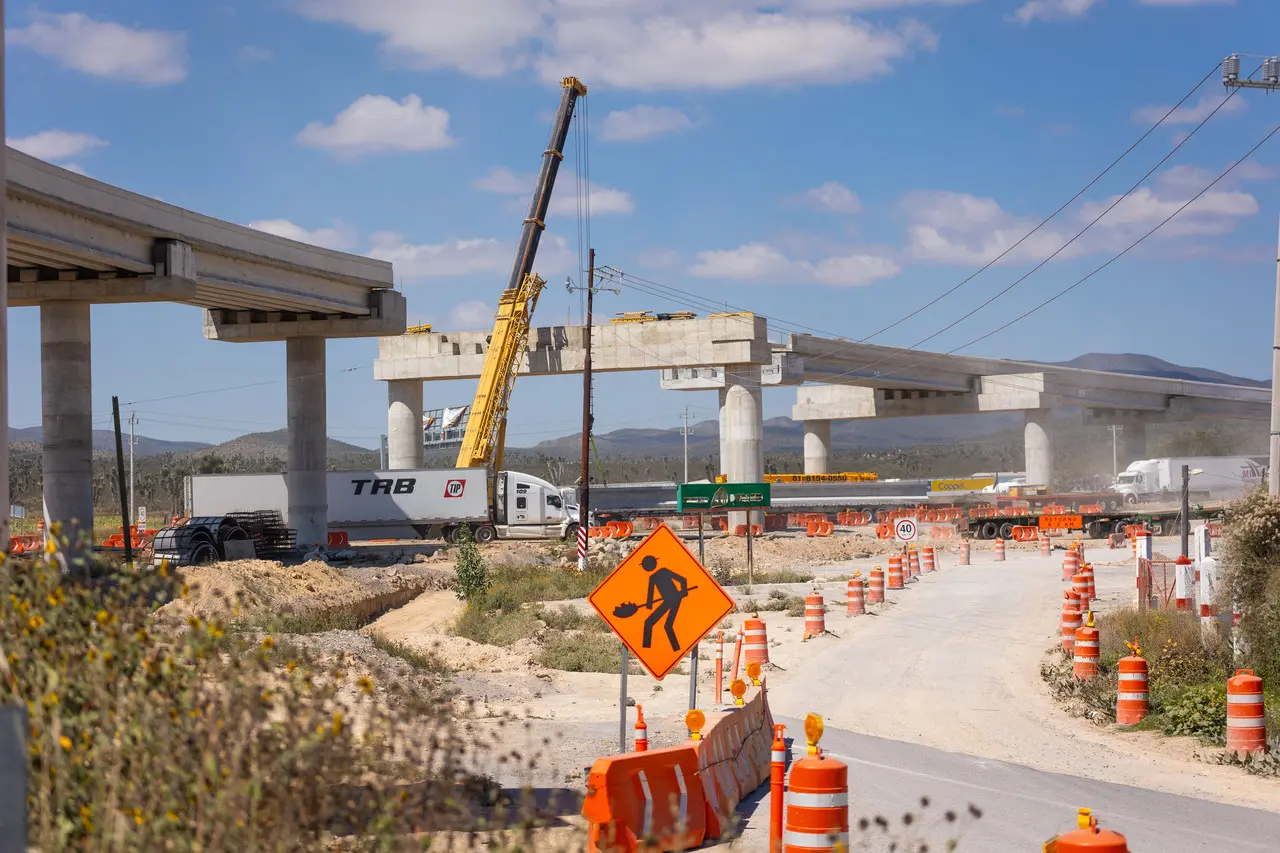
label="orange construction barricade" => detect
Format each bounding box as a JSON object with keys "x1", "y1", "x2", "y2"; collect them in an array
[
  {"x1": 583, "y1": 744, "x2": 707, "y2": 853},
  {"x1": 846, "y1": 574, "x2": 865, "y2": 616},
  {"x1": 743, "y1": 616, "x2": 770, "y2": 666},
  {"x1": 887, "y1": 555, "x2": 905, "y2": 590},
  {"x1": 803, "y1": 594, "x2": 826, "y2": 639},
  {"x1": 868, "y1": 567, "x2": 885, "y2": 603},
  {"x1": 1061, "y1": 592, "x2": 1081, "y2": 655},
  {"x1": 1226, "y1": 669, "x2": 1268, "y2": 757},
  {"x1": 1047, "y1": 808, "x2": 1129, "y2": 853},
  {"x1": 784, "y1": 715, "x2": 848, "y2": 853},
  {"x1": 1073, "y1": 613, "x2": 1100, "y2": 680},
  {"x1": 1116, "y1": 653, "x2": 1149, "y2": 727}
]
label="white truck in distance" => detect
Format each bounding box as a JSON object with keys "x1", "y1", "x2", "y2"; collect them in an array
[
  {"x1": 185, "y1": 468, "x2": 578, "y2": 543},
  {"x1": 1111, "y1": 456, "x2": 1265, "y2": 504}
]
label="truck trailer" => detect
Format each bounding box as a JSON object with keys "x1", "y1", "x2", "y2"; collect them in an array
[
  {"x1": 1111, "y1": 456, "x2": 1264, "y2": 504},
  {"x1": 184, "y1": 468, "x2": 578, "y2": 543}
]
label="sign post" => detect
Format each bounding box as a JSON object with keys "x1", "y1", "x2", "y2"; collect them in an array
[
  {"x1": 678, "y1": 482, "x2": 772, "y2": 586},
  {"x1": 590, "y1": 525, "x2": 737, "y2": 737}
]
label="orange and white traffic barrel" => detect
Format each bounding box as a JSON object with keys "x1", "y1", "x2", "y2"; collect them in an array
[
  {"x1": 634, "y1": 705, "x2": 648, "y2": 751},
  {"x1": 1073, "y1": 613, "x2": 1099, "y2": 681},
  {"x1": 744, "y1": 615, "x2": 770, "y2": 666},
  {"x1": 888, "y1": 555, "x2": 905, "y2": 590},
  {"x1": 715, "y1": 631, "x2": 724, "y2": 704},
  {"x1": 1081, "y1": 563, "x2": 1096, "y2": 601},
  {"x1": 868, "y1": 567, "x2": 885, "y2": 603},
  {"x1": 1061, "y1": 592, "x2": 1082, "y2": 654},
  {"x1": 994, "y1": 537, "x2": 1006, "y2": 561},
  {"x1": 846, "y1": 574, "x2": 865, "y2": 616},
  {"x1": 959, "y1": 539, "x2": 971, "y2": 566},
  {"x1": 922, "y1": 546, "x2": 937, "y2": 572},
  {"x1": 1048, "y1": 808, "x2": 1130, "y2": 852},
  {"x1": 1175, "y1": 554, "x2": 1194, "y2": 611},
  {"x1": 784, "y1": 714, "x2": 848, "y2": 853},
  {"x1": 803, "y1": 594, "x2": 826, "y2": 639},
  {"x1": 1062, "y1": 548, "x2": 1080, "y2": 582},
  {"x1": 1041, "y1": 535, "x2": 1051, "y2": 557},
  {"x1": 770, "y1": 723, "x2": 787, "y2": 853},
  {"x1": 907, "y1": 548, "x2": 920, "y2": 581},
  {"x1": 1116, "y1": 654, "x2": 1149, "y2": 726},
  {"x1": 1226, "y1": 669, "x2": 1268, "y2": 756},
  {"x1": 1072, "y1": 573, "x2": 1091, "y2": 612}
]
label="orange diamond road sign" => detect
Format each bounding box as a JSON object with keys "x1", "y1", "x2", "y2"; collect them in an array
[{"x1": 588, "y1": 523, "x2": 736, "y2": 681}]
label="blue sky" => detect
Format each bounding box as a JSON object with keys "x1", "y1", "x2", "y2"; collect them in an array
[{"x1": 5, "y1": 0, "x2": 1279, "y2": 451}]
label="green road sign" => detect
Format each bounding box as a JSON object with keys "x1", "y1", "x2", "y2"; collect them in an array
[{"x1": 677, "y1": 482, "x2": 772, "y2": 513}]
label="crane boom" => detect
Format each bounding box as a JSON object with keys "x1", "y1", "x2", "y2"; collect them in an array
[{"x1": 455, "y1": 77, "x2": 588, "y2": 472}]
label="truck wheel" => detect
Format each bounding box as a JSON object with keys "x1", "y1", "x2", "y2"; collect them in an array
[
  {"x1": 474, "y1": 525, "x2": 498, "y2": 544},
  {"x1": 1150, "y1": 521, "x2": 1164, "y2": 536},
  {"x1": 1113, "y1": 520, "x2": 1130, "y2": 536},
  {"x1": 998, "y1": 522, "x2": 1015, "y2": 540},
  {"x1": 1086, "y1": 521, "x2": 1107, "y2": 539},
  {"x1": 980, "y1": 521, "x2": 999, "y2": 540},
  {"x1": 1124, "y1": 494, "x2": 1138, "y2": 505},
  {"x1": 563, "y1": 522, "x2": 580, "y2": 543}
]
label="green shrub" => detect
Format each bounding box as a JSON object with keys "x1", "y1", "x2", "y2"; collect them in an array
[
  {"x1": 538, "y1": 633, "x2": 624, "y2": 673},
  {"x1": 368, "y1": 631, "x2": 453, "y2": 673},
  {"x1": 475, "y1": 562, "x2": 610, "y2": 613},
  {"x1": 454, "y1": 603, "x2": 542, "y2": 647},
  {"x1": 536, "y1": 604, "x2": 607, "y2": 632},
  {"x1": 1159, "y1": 684, "x2": 1227, "y2": 742},
  {"x1": 1220, "y1": 488, "x2": 1280, "y2": 683},
  {"x1": 0, "y1": 542, "x2": 504, "y2": 852},
  {"x1": 452, "y1": 523, "x2": 491, "y2": 602}
]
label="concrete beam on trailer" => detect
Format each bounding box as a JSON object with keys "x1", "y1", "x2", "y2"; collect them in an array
[{"x1": 373, "y1": 313, "x2": 772, "y2": 382}]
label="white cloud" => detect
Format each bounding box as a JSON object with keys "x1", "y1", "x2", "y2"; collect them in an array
[
  {"x1": 297, "y1": 95, "x2": 454, "y2": 157},
  {"x1": 636, "y1": 247, "x2": 683, "y2": 269},
  {"x1": 899, "y1": 161, "x2": 1268, "y2": 266},
  {"x1": 7, "y1": 12, "x2": 187, "y2": 84},
  {"x1": 247, "y1": 219, "x2": 358, "y2": 252},
  {"x1": 600, "y1": 105, "x2": 693, "y2": 141},
  {"x1": 994, "y1": 104, "x2": 1026, "y2": 117},
  {"x1": 238, "y1": 45, "x2": 274, "y2": 63},
  {"x1": 473, "y1": 166, "x2": 635, "y2": 215},
  {"x1": 367, "y1": 231, "x2": 576, "y2": 279},
  {"x1": 787, "y1": 181, "x2": 862, "y2": 214},
  {"x1": 7, "y1": 130, "x2": 108, "y2": 161},
  {"x1": 291, "y1": 0, "x2": 938, "y2": 91},
  {"x1": 1010, "y1": 0, "x2": 1101, "y2": 23},
  {"x1": 1132, "y1": 90, "x2": 1246, "y2": 125},
  {"x1": 58, "y1": 163, "x2": 90, "y2": 176},
  {"x1": 690, "y1": 242, "x2": 898, "y2": 287},
  {"x1": 450, "y1": 300, "x2": 495, "y2": 328}
]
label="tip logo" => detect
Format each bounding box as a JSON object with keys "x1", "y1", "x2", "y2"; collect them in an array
[{"x1": 443, "y1": 479, "x2": 466, "y2": 498}]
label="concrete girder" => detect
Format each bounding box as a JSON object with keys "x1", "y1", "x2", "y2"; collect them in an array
[
  {"x1": 203, "y1": 289, "x2": 407, "y2": 342},
  {"x1": 660, "y1": 351, "x2": 804, "y2": 389},
  {"x1": 8, "y1": 149, "x2": 394, "y2": 315},
  {"x1": 792, "y1": 376, "x2": 1050, "y2": 421},
  {"x1": 375, "y1": 314, "x2": 771, "y2": 382}
]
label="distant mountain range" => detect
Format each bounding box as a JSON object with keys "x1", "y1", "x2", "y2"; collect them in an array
[{"x1": 7, "y1": 353, "x2": 1269, "y2": 459}]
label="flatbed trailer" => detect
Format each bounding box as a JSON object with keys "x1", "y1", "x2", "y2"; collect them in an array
[{"x1": 966, "y1": 505, "x2": 1227, "y2": 540}]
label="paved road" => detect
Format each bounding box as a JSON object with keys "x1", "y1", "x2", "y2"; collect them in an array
[{"x1": 722, "y1": 718, "x2": 1280, "y2": 852}]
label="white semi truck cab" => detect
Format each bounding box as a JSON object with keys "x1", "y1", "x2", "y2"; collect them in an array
[{"x1": 1111, "y1": 456, "x2": 1264, "y2": 504}]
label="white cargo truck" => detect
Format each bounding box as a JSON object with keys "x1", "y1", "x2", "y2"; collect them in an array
[
  {"x1": 1111, "y1": 456, "x2": 1264, "y2": 504},
  {"x1": 184, "y1": 468, "x2": 578, "y2": 543}
]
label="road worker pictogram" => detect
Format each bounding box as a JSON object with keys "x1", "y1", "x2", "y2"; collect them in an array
[{"x1": 589, "y1": 524, "x2": 736, "y2": 680}]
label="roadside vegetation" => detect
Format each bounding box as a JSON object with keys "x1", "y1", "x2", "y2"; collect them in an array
[
  {"x1": 1, "y1": 533, "x2": 571, "y2": 851},
  {"x1": 1044, "y1": 487, "x2": 1280, "y2": 769}
]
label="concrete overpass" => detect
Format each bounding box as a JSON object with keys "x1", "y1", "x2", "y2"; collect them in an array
[
  {"x1": 374, "y1": 314, "x2": 1269, "y2": 492},
  {"x1": 5, "y1": 148, "x2": 406, "y2": 549}
]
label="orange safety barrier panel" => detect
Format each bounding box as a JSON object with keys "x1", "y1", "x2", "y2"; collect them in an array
[
  {"x1": 327, "y1": 531, "x2": 350, "y2": 548},
  {"x1": 1011, "y1": 525, "x2": 1039, "y2": 542},
  {"x1": 589, "y1": 527, "x2": 609, "y2": 538},
  {"x1": 583, "y1": 744, "x2": 708, "y2": 852},
  {"x1": 803, "y1": 594, "x2": 825, "y2": 639},
  {"x1": 875, "y1": 523, "x2": 892, "y2": 540},
  {"x1": 929, "y1": 525, "x2": 955, "y2": 539},
  {"x1": 1078, "y1": 503, "x2": 1103, "y2": 513},
  {"x1": 684, "y1": 515, "x2": 702, "y2": 530},
  {"x1": 1226, "y1": 669, "x2": 1268, "y2": 757},
  {"x1": 1116, "y1": 654, "x2": 1149, "y2": 726},
  {"x1": 694, "y1": 686, "x2": 774, "y2": 840},
  {"x1": 734, "y1": 524, "x2": 749, "y2": 537}
]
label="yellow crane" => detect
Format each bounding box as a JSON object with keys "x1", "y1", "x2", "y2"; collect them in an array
[{"x1": 455, "y1": 77, "x2": 588, "y2": 472}]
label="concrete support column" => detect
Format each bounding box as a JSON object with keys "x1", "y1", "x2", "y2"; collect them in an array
[
  {"x1": 803, "y1": 420, "x2": 831, "y2": 475},
  {"x1": 723, "y1": 363, "x2": 763, "y2": 529},
  {"x1": 717, "y1": 386, "x2": 729, "y2": 479},
  {"x1": 287, "y1": 337, "x2": 327, "y2": 548},
  {"x1": 41, "y1": 301, "x2": 94, "y2": 552},
  {"x1": 387, "y1": 379, "x2": 423, "y2": 470},
  {"x1": 1024, "y1": 409, "x2": 1054, "y2": 491},
  {"x1": 0, "y1": 1, "x2": 8, "y2": 550},
  {"x1": 1119, "y1": 421, "x2": 1148, "y2": 468}
]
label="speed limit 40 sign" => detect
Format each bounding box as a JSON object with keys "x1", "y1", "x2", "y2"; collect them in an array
[{"x1": 894, "y1": 517, "x2": 920, "y2": 543}]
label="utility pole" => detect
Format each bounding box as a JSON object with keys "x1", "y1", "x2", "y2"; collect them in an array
[
  {"x1": 1221, "y1": 55, "x2": 1280, "y2": 495},
  {"x1": 681, "y1": 407, "x2": 692, "y2": 484},
  {"x1": 579, "y1": 247, "x2": 596, "y2": 573},
  {"x1": 1108, "y1": 425, "x2": 1122, "y2": 479},
  {"x1": 128, "y1": 411, "x2": 137, "y2": 522},
  {"x1": 1181, "y1": 464, "x2": 1191, "y2": 558}
]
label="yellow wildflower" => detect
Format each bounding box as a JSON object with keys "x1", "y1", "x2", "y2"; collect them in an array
[
  {"x1": 59, "y1": 735, "x2": 71, "y2": 751},
  {"x1": 331, "y1": 712, "x2": 344, "y2": 736},
  {"x1": 27, "y1": 614, "x2": 43, "y2": 630},
  {"x1": 96, "y1": 610, "x2": 109, "y2": 626},
  {"x1": 166, "y1": 811, "x2": 178, "y2": 823},
  {"x1": 286, "y1": 660, "x2": 299, "y2": 672},
  {"x1": 261, "y1": 635, "x2": 274, "y2": 650},
  {"x1": 357, "y1": 676, "x2": 374, "y2": 694}
]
